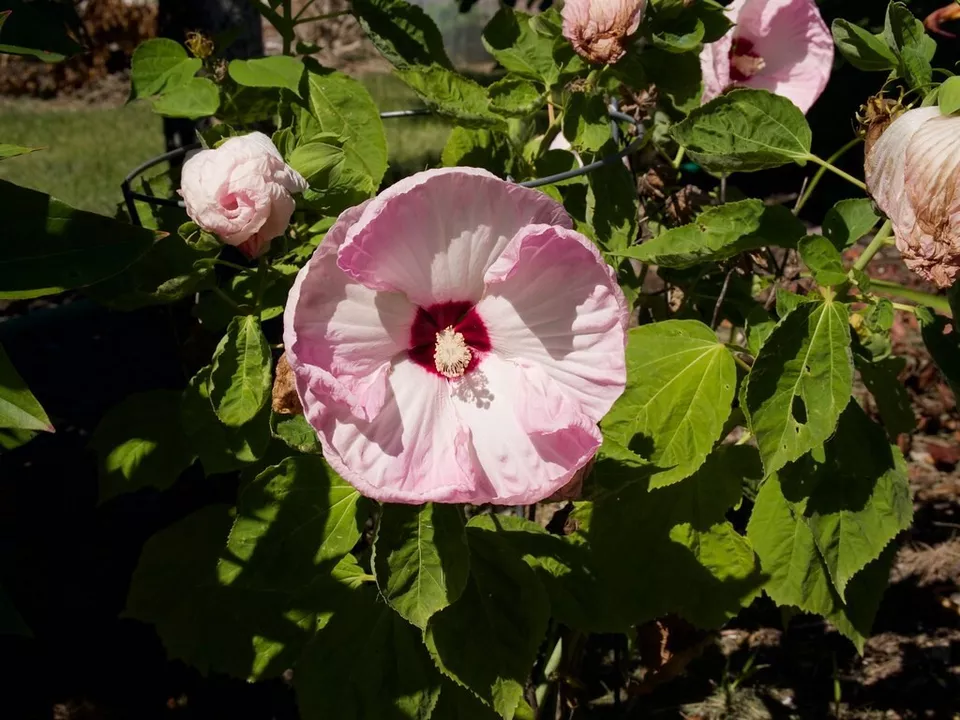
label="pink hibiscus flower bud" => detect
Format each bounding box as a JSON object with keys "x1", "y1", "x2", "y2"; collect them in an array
[
  {"x1": 865, "y1": 107, "x2": 960, "y2": 289},
  {"x1": 700, "y1": 0, "x2": 834, "y2": 114},
  {"x1": 562, "y1": 0, "x2": 646, "y2": 65},
  {"x1": 178, "y1": 132, "x2": 308, "y2": 259},
  {"x1": 283, "y1": 168, "x2": 629, "y2": 505}
]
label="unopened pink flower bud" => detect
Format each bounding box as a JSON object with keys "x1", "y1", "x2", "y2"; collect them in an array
[
  {"x1": 561, "y1": 0, "x2": 646, "y2": 65},
  {"x1": 179, "y1": 132, "x2": 307, "y2": 259},
  {"x1": 866, "y1": 107, "x2": 960, "y2": 288}
]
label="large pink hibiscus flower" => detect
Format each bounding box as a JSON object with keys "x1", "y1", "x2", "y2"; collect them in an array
[
  {"x1": 700, "y1": 0, "x2": 834, "y2": 114},
  {"x1": 283, "y1": 168, "x2": 628, "y2": 505}
]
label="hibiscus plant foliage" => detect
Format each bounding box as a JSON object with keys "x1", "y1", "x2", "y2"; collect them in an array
[{"x1": 3, "y1": 0, "x2": 960, "y2": 717}]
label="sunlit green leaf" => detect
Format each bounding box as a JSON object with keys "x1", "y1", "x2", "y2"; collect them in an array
[
  {"x1": 831, "y1": 19, "x2": 898, "y2": 72},
  {"x1": 210, "y1": 316, "x2": 273, "y2": 428},
  {"x1": 425, "y1": 526, "x2": 549, "y2": 719},
  {"x1": 617, "y1": 200, "x2": 805, "y2": 268},
  {"x1": 798, "y1": 235, "x2": 848, "y2": 286},
  {"x1": 151, "y1": 77, "x2": 221, "y2": 119},
  {"x1": 374, "y1": 503, "x2": 470, "y2": 629},
  {"x1": 92, "y1": 390, "x2": 195, "y2": 503},
  {"x1": 671, "y1": 88, "x2": 812, "y2": 172},
  {"x1": 822, "y1": 198, "x2": 880, "y2": 250},
  {"x1": 229, "y1": 56, "x2": 304, "y2": 95},
  {"x1": 0, "y1": 343, "x2": 51, "y2": 432},
  {"x1": 354, "y1": 0, "x2": 452, "y2": 69},
  {"x1": 397, "y1": 65, "x2": 506, "y2": 129},
  {"x1": 482, "y1": 6, "x2": 559, "y2": 85},
  {"x1": 130, "y1": 38, "x2": 202, "y2": 99},
  {"x1": 603, "y1": 320, "x2": 736, "y2": 488},
  {"x1": 0, "y1": 180, "x2": 158, "y2": 299},
  {"x1": 745, "y1": 298, "x2": 853, "y2": 476}
]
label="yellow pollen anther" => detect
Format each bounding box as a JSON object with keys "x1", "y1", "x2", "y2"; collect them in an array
[
  {"x1": 434, "y1": 326, "x2": 472, "y2": 378},
  {"x1": 731, "y1": 52, "x2": 766, "y2": 79}
]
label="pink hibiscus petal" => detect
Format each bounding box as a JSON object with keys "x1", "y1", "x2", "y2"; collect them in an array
[
  {"x1": 284, "y1": 201, "x2": 417, "y2": 421},
  {"x1": 449, "y1": 354, "x2": 601, "y2": 505},
  {"x1": 700, "y1": 0, "x2": 833, "y2": 114},
  {"x1": 336, "y1": 167, "x2": 572, "y2": 306},
  {"x1": 476, "y1": 224, "x2": 628, "y2": 419},
  {"x1": 301, "y1": 358, "x2": 483, "y2": 504}
]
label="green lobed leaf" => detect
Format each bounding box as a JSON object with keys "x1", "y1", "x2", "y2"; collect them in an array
[
  {"x1": 433, "y1": 680, "x2": 502, "y2": 720},
  {"x1": 856, "y1": 355, "x2": 915, "y2": 438},
  {"x1": 126, "y1": 504, "x2": 347, "y2": 680},
  {"x1": 831, "y1": 19, "x2": 898, "y2": 72},
  {"x1": 151, "y1": 77, "x2": 221, "y2": 119},
  {"x1": 586, "y1": 156, "x2": 639, "y2": 254},
  {"x1": 0, "y1": 342, "x2": 51, "y2": 432},
  {"x1": 482, "y1": 7, "x2": 559, "y2": 86},
  {"x1": 617, "y1": 200, "x2": 805, "y2": 268},
  {"x1": 603, "y1": 320, "x2": 737, "y2": 488},
  {"x1": 574, "y1": 444, "x2": 763, "y2": 630},
  {"x1": 92, "y1": 390, "x2": 195, "y2": 504},
  {"x1": 296, "y1": 580, "x2": 442, "y2": 720},
  {"x1": 488, "y1": 77, "x2": 544, "y2": 117},
  {"x1": 397, "y1": 65, "x2": 506, "y2": 129},
  {"x1": 671, "y1": 88, "x2": 812, "y2": 173},
  {"x1": 939, "y1": 76, "x2": 960, "y2": 116},
  {"x1": 300, "y1": 63, "x2": 388, "y2": 190},
  {"x1": 181, "y1": 365, "x2": 271, "y2": 475},
  {"x1": 775, "y1": 287, "x2": 817, "y2": 318},
  {"x1": 271, "y1": 413, "x2": 322, "y2": 454},
  {"x1": 130, "y1": 38, "x2": 202, "y2": 99},
  {"x1": 228, "y1": 56, "x2": 304, "y2": 96},
  {"x1": 287, "y1": 138, "x2": 345, "y2": 184},
  {"x1": 745, "y1": 298, "x2": 853, "y2": 476},
  {"x1": 779, "y1": 402, "x2": 912, "y2": 600},
  {"x1": 425, "y1": 526, "x2": 549, "y2": 719},
  {"x1": 638, "y1": 47, "x2": 702, "y2": 114},
  {"x1": 210, "y1": 316, "x2": 273, "y2": 428},
  {"x1": 441, "y1": 127, "x2": 514, "y2": 175},
  {"x1": 822, "y1": 198, "x2": 881, "y2": 251},
  {"x1": 353, "y1": 0, "x2": 452, "y2": 69},
  {"x1": 0, "y1": 144, "x2": 40, "y2": 160},
  {"x1": 373, "y1": 503, "x2": 470, "y2": 630},
  {"x1": 219, "y1": 457, "x2": 369, "y2": 592},
  {"x1": 798, "y1": 235, "x2": 848, "y2": 287},
  {"x1": 0, "y1": 180, "x2": 158, "y2": 299},
  {"x1": 884, "y1": 2, "x2": 936, "y2": 91},
  {"x1": 562, "y1": 92, "x2": 611, "y2": 153},
  {"x1": 468, "y1": 514, "x2": 606, "y2": 633},
  {"x1": 748, "y1": 474, "x2": 898, "y2": 652}
]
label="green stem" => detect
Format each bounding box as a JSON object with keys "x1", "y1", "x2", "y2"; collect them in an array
[
  {"x1": 795, "y1": 138, "x2": 862, "y2": 213},
  {"x1": 254, "y1": 256, "x2": 269, "y2": 311},
  {"x1": 867, "y1": 278, "x2": 952, "y2": 314},
  {"x1": 806, "y1": 153, "x2": 868, "y2": 192},
  {"x1": 282, "y1": 0, "x2": 293, "y2": 55},
  {"x1": 295, "y1": 10, "x2": 350, "y2": 24},
  {"x1": 293, "y1": 0, "x2": 316, "y2": 20},
  {"x1": 213, "y1": 258, "x2": 251, "y2": 273},
  {"x1": 671, "y1": 146, "x2": 686, "y2": 170},
  {"x1": 211, "y1": 285, "x2": 241, "y2": 310},
  {"x1": 853, "y1": 220, "x2": 892, "y2": 272}
]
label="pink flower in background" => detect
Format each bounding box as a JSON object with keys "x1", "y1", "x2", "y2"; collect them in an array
[
  {"x1": 562, "y1": 0, "x2": 646, "y2": 65},
  {"x1": 866, "y1": 107, "x2": 960, "y2": 289},
  {"x1": 700, "y1": 0, "x2": 833, "y2": 113},
  {"x1": 284, "y1": 168, "x2": 628, "y2": 505},
  {"x1": 179, "y1": 132, "x2": 307, "y2": 259}
]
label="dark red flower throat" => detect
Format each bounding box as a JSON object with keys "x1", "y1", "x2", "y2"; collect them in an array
[{"x1": 408, "y1": 301, "x2": 491, "y2": 377}]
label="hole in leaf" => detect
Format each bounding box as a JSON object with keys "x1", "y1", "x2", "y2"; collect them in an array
[
  {"x1": 792, "y1": 395, "x2": 807, "y2": 425},
  {"x1": 805, "y1": 364, "x2": 811, "y2": 373}
]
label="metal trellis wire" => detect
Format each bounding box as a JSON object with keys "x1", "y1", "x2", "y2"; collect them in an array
[{"x1": 121, "y1": 102, "x2": 645, "y2": 227}]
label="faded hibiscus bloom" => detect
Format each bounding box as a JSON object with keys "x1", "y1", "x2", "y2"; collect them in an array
[
  {"x1": 283, "y1": 168, "x2": 628, "y2": 505},
  {"x1": 700, "y1": 0, "x2": 833, "y2": 113},
  {"x1": 562, "y1": 0, "x2": 646, "y2": 65},
  {"x1": 866, "y1": 107, "x2": 960, "y2": 289},
  {"x1": 179, "y1": 132, "x2": 307, "y2": 259}
]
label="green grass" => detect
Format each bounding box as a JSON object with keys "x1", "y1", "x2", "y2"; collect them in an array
[
  {"x1": 0, "y1": 74, "x2": 451, "y2": 216},
  {"x1": 0, "y1": 101, "x2": 165, "y2": 216}
]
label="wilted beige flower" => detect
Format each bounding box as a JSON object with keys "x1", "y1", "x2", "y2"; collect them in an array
[
  {"x1": 562, "y1": 0, "x2": 646, "y2": 65},
  {"x1": 865, "y1": 107, "x2": 960, "y2": 288}
]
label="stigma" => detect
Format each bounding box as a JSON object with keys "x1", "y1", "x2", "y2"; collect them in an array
[{"x1": 434, "y1": 326, "x2": 472, "y2": 378}]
